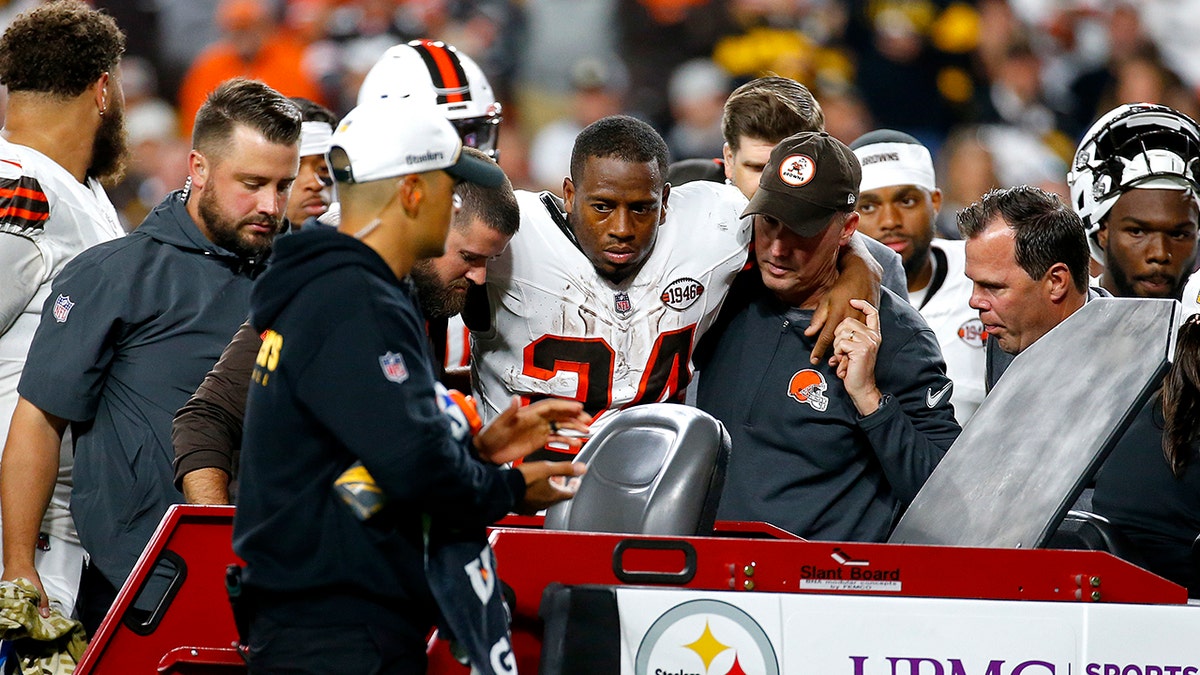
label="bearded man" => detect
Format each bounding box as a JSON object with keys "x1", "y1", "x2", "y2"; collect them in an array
[{"x1": 1, "y1": 78, "x2": 300, "y2": 633}]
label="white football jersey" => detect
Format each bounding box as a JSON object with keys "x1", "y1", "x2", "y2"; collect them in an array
[
  {"x1": 917, "y1": 239, "x2": 986, "y2": 424},
  {"x1": 0, "y1": 138, "x2": 123, "y2": 543},
  {"x1": 472, "y1": 181, "x2": 750, "y2": 430},
  {"x1": 1181, "y1": 269, "x2": 1200, "y2": 322}
]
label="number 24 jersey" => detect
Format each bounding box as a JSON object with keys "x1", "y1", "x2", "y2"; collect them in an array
[{"x1": 471, "y1": 181, "x2": 750, "y2": 428}]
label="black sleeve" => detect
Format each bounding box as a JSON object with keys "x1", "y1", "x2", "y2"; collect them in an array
[
  {"x1": 18, "y1": 254, "x2": 121, "y2": 421},
  {"x1": 859, "y1": 324, "x2": 962, "y2": 504},
  {"x1": 296, "y1": 299, "x2": 521, "y2": 527},
  {"x1": 172, "y1": 320, "x2": 260, "y2": 490},
  {"x1": 855, "y1": 232, "x2": 908, "y2": 300}
]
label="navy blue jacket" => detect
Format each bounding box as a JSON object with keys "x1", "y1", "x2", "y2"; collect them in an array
[
  {"x1": 20, "y1": 190, "x2": 264, "y2": 588},
  {"x1": 698, "y1": 288, "x2": 960, "y2": 541},
  {"x1": 233, "y1": 227, "x2": 524, "y2": 627}
]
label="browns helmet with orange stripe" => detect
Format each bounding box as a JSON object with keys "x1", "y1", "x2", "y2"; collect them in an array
[{"x1": 358, "y1": 39, "x2": 502, "y2": 159}]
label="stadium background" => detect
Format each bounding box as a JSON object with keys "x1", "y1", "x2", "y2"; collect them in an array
[{"x1": 15, "y1": 0, "x2": 1197, "y2": 237}]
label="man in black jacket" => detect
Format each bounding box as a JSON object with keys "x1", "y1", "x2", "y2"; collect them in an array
[
  {"x1": 697, "y1": 131, "x2": 960, "y2": 542},
  {"x1": 234, "y1": 97, "x2": 586, "y2": 673}
]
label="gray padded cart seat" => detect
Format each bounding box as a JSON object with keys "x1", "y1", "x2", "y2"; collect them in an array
[{"x1": 544, "y1": 403, "x2": 731, "y2": 536}]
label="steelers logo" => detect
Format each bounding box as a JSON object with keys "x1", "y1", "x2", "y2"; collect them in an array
[
  {"x1": 778, "y1": 154, "x2": 816, "y2": 187},
  {"x1": 635, "y1": 599, "x2": 780, "y2": 675}
]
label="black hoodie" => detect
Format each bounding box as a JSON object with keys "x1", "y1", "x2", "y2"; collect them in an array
[{"x1": 233, "y1": 227, "x2": 525, "y2": 628}]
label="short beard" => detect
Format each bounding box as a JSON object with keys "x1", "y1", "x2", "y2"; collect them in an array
[
  {"x1": 902, "y1": 247, "x2": 929, "y2": 280},
  {"x1": 1105, "y1": 256, "x2": 1187, "y2": 300},
  {"x1": 1104, "y1": 255, "x2": 1138, "y2": 298},
  {"x1": 901, "y1": 230, "x2": 934, "y2": 281},
  {"x1": 197, "y1": 186, "x2": 280, "y2": 259},
  {"x1": 87, "y1": 102, "x2": 129, "y2": 185},
  {"x1": 411, "y1": 259, "x2": 469, "y2": 318}
]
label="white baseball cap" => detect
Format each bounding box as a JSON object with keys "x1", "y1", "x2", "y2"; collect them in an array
[
  {"x1": 328, "y1": 98, "x2": 504, "y2": 187},
  {"x1": 849, "y1": 129, "x2": 937, "y2": 193}
]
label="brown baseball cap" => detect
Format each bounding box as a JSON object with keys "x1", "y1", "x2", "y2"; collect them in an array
[{"x1": 743, "y1": 131, "x2": 862, "y2": 237}]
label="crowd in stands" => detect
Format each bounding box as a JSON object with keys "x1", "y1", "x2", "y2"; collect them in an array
[{"x1": 11, "y1": 0, "x2": 1190, "y2": 231}]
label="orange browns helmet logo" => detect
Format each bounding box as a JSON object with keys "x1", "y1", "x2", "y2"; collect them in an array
[
  {"x1": 957, "y1": 318, "x2": 988, "y2": 348},
  {"x1": 779, "y1": 154, "x2": 816, "y2": 187},
  {"x1": 787, "y1": 369, "x2": 829, "y2": 412}
]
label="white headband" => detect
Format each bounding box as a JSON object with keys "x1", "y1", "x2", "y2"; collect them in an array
[
  {"x1": 854, "y1": 141, "x2": 936, "y2": 193},
  {"x1": 300, "y1": 121, "x2": 333, "y2": 158}
]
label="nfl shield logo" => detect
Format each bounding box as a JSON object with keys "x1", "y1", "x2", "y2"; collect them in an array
[
  {"x1": 614, "y1": 291, "x2": 632, "y2": 316},
  {"x1": 378, "y1": 351, "x2": 409, "y2": 383},
  {"x1": 53, "y1": 295, "x2": 74, "y2": 323}
]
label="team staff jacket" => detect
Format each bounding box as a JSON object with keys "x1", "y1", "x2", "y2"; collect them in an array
[
  {"x1": 171, "y1": 207, "x2": 453, "y2": 496},
  {"x1": 471, "y1": 181, "x2": 750, "y2": 434},
  {"x1": 171, "y1": 320, "x2": 259, "y2": 494},
  {"x1": 697, "y1": 287, "x2": 961, "y2": 542},
  {"x1": 234, "y1": 228, "x2": 525, "y2": 627},
  {"x1": 18, "y1": 190, "x2": 262, "y2": 589},
  {"x1": 0, "y1": 138, "x2": 124, "y2": 545}
]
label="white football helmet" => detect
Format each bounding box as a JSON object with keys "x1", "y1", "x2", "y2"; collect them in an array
[
  {"x1": 358, "y1": 39, "x2": 502, "y2": 158},
  {"x1": 1068, "y1": 102, "x2": 1200, "y2": 264}
]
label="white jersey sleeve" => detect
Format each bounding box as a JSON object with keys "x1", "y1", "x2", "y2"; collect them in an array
[
  {"x1": 443, "y1": 313, "x2": 471, "y2": 371},
  {"x1": 1181, "y1": 269, "x2": 1200, "y2": 321},
  {"x1": 472, "y1": 181, "x2": 750, "y2": 433},
  {"x1": 0, "y1": 233, "x2": 43, "y2": 333},
  {"x1": 0, "y1": 138, "x2": 124, "y2": 544}
]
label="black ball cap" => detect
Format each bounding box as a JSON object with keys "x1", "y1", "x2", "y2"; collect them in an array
[{"x1": 742, "y1": 131, "x2": 862, "y2": 237}]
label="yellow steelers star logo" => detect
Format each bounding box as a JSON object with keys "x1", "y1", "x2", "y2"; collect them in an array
[{"x1": 683, "y1": 620, "x2": 731, "y2": 672}]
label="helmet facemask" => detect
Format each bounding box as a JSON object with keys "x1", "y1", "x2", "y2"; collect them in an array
[{"x1": 449, "y1": 103, "x2": 502, "y2": 158}]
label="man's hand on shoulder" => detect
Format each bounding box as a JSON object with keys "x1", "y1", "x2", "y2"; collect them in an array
[{"x1": 808, "y1": 239, "x2": 882, "y2": 363}]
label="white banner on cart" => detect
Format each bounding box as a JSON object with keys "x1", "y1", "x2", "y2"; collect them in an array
[
  {"x1": 616, "y1": 589, "x2": 1200, "y2": 675},
  {"x1": 618, "y1": 590, "x2": 784, "y2": 675}
]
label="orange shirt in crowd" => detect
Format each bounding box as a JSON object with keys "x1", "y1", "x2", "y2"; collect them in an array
[{"x1": 177, "y1": 34, "x2": 327, "y2": 137}]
